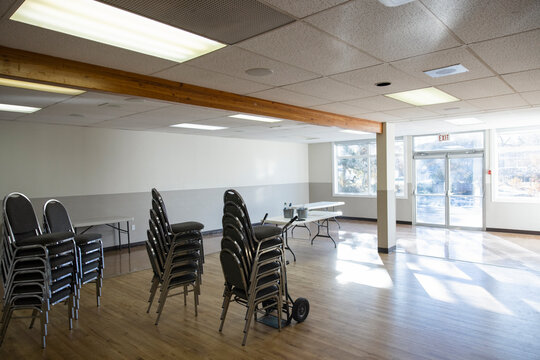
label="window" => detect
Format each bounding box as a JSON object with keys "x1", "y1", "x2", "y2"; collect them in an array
[
  {"x1": 413, "y1": 132, "x2": 484, "y2": 152},
  {"x1": 334, "y1": 138, "x2": 406, "y2": 197},
  {"x1": 495, "y1": 128, "x2": 540, "y2": 201}
]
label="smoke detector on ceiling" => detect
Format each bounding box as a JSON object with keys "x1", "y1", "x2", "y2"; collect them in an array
[{"x1": 377, "y1": 0, "x2": 416, "y2": 7}]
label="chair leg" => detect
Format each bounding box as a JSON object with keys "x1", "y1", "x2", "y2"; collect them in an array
[
  {"x1": 183, "y1": 285, "x2": 187, "y2": 306},
  {"x1": 29, "y1": 309, "x2": 38, "y2": 329},
  {"x1": 40, "y1": 310, "x2": 47, "y2": 349},
  {"x1": 155, "y1": 286, "x2": 170, "y2": 325},
  {"x1": 146, "y1": 276, "x2": 160, "y2": 313},
  {"x1": 0, "y1": 306, "x2": 14, "y2": 347},
  {"x1": 242, "y1": 306, "x2": 254, "y2": 346},
  {"x1": 193, "y1": 283, "x2": 198, "y2": 317},
  {"x1": 219, "y1": 289, "x2": 231, "y2": 332}
]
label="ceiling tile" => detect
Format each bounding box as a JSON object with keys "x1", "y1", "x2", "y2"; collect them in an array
[
  {"x1": 384, "y1": 107, "x2": 438, "y2": 120},
  {"x1": 237, "y1": 22, "x2": 379, "y2": 76},
  {"x1": 152, "y1": 64, "x2": 270, "y2": 95},
  {"x1": 249, "y1": 88, "x2": 329, "y2": 107},
  {"x1": 391, "y1": 47, "x2": 494, "y2": 85},
  {"x1": 0, "y1": 112, "x2": 24, "y2": 121},
  {"x1": 521, "y1": 91, "x2": 540, "y2": 106},
  {"x1": 310, "y1": 102, "x2": 371, "y2": 116},
  {"x1": 421, "y1": 0, "x2": 540, "y2": 43},
  {"x1": 186, "y1": 46, "x2": 319, "y2": 86},
  {"x1": 91, "y1": 118, "x2": 163, "y2": 130},
  {"x1": 332, "y1": 64, "x2": 430, "y2": 94},
  {"x1": 0, "y1": 21, "x2": 176, "y2": 75},
  {"x1": 360, "y1": 112, "x2": 400, "y2": 122},
  {"x1": 259, "y1": 0, "x2": 348, "y2": 18},
  {"x1": 306, "y1": 0, "x2": 460, "y2": 61},
  {"x1": 438, "y1": 77, "x2": 514, "y2": 100},
  {"x1": 468, "y1": 94, "x2": 529, "y2": 110},
  {"x1": 502, "y1": 70, "x2": 540, "y2": 93},
  {"x1": 421, "y1": 101, "x2": 481, "y2": 115},
  {"x1": 283, "y1": 77, "x2": 375, "y2": 102},
  {"x1": 344, "y1": 95, "x2": 411, "y2": 112},
  {"x1": 470, "y1": 30, "x2": 540, "y2": 74},
  {"x1": 0, "y1": 86, "x2": 73, "y2": 107}
]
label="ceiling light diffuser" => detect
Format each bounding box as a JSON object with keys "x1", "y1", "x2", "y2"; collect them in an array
[
  {"x1": 170, "y1": 123, "x2": 227, "y2": 131},
  {"x1": 0, "y1": 77, "x2": 85, "y2": 95},
  {"x1": 424, "y1": 64, "x2": 469, "y2": 78},
  {"x1": 385, "y1": 87, "x2": 459, "y2": 106},
  {"x1": 444, "y1": 118, "x2": 483, "y2": 125},
  {"x1": 11, "y1": 0, "x2": 225, "y2": 63},
  {"x1": 0, "y1": 103, "x2": 41, "y2": 113},
  {"x1": 341, "y1": 130, "x2": 370, "y2": 135},
  {"x1": 229, "y1": 114, "x2": 282, "y2": 123}
]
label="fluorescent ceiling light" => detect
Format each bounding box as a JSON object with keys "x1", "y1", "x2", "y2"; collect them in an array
[
  {"x1": 229, "y1": 114, "x2": 282, "y2": 123},
  {"x1": 424, "y1": 64, "x2": 469, "y2": 78},
  {"x1": 170, "y1": 123, "x2": 227, "y2": 131},
  {"x1": 445, "y1": 118, "x2": 483, "y2": 125},
  {"x1": 341, "y1": 129, "x2": 370, "y2": 135},
  {"x1": 0, "y1": 77, "x2": 84, "y2": 95},
  {"x1": 0, "y1": 103, "x2": 41, "y2": 113},
  {"x1": 385, "y1": 87, "x2": 459, "y2": 106},
  {"x1": 11, "y1": 0, "x2": 225, "y2": 63}
]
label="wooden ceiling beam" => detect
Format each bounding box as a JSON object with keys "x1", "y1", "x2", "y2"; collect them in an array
[{"x1": 0, "y1": 46, "x2": 382, "y2": 133}]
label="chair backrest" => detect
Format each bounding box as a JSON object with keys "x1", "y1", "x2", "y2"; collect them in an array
[
  {"x1": 148, "y1": 219, "x2": 167, "y2": 269},
  {"x1": 223, "y1": 201, "x2": 257, "y2": 253},
  {"x1": 220, "y1": 248, "x2": 248, "y2": 293},
  {"x1": 221, "y1": 236, "x2": 250, "y2": 277},
  {"x1": 151, "y1": 188, "x2": 173, "y2": 234},
  {"x1": 145, "y1": 239, "x2": 161, "y2": 278},
  {"x1": 3, "y1": 192, "x2": 41, "y2": 243},
  {"x1": 43, "y1": 199, "x2": 74, "y2": 234}
]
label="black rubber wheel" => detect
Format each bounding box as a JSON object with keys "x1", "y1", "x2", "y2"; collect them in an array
[{"x1": 292, "y1": 297, "x2": 309, "y2": 323}]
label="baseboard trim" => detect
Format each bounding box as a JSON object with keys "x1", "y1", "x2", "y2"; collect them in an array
[
  {"x1": 378, "y1": 245, "x2": 396, "y2": 254},
  {"x1": 337, "y1": 216, "x2": 412, "y2": 225},
  {"x1": 486, "y1": 227, "x2": 540, "y2": 236}
]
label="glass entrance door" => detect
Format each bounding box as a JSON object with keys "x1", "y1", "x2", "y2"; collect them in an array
[{"x1": 414, "y1": 153, "x2": 484, "y2": 229}]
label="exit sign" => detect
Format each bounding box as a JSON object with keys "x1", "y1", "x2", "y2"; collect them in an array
[{"x1": 439, "y1": 134, "x2": 450, "y2": 142}]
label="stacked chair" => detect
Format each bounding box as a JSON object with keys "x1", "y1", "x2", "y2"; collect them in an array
[
  {"x1": 0, "y1": 193, "x2": 77, "y2": 348},
  {"x1": 43, "y1": 199, "x2": 104, "y2": 313},
  {"x1": 219, "y1": 189, "x2": 289, "y2": 346},
  {"x1": 145, "y1": 189, "x2": 204, "y2": 324}
]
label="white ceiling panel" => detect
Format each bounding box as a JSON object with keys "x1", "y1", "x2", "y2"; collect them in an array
[
  {"x1": 421, "y1": 0, "x2": 540, "y2": 43},
  {"x1": 283, "y1": 77, "x2": 375, "y2": 102},
  {"x1": 0, "y1": 21, "x2": 177, "y2": 75},
  {"x1": 502, "y1": 70, "x2": 540, "y2": 93},
  {"x1": 259, "y1": 0, "x2": 348, "y2": 18},
  {"x1": 310, "y1": 102, "x2": 371, "y2": 116},
  {"x1": 438, "y1": 77, "x2": 514, "y2": 100},
  {"x1": 468, "y1": 94, "x2": 530, "y2": 110},
  {"x1": 391, "y1": 47, "x2": 495, "y2": 85},
  {"x1": 17, "y1": 112, "x2": 108, "y2": 126},
  {"x1": 359, "y1": 112, "x2": 400, "y2": 122},
  {"x1": 0, "y1": 112, "x2": 25, "y2": 121},
  {"x1": 344, "y1": 95, "x2": 411, "y2": 112},
  {"x1": 237, "y1": 22, "x2": 380, "y2": 76},
  {"x1": 151, "y1": 64, "x2": 270, "y2": 95},
  {"x1": 470, "y1": 30, "x2": 540, "y2": 74},
  {"x1": 421, "y1": 101, "x2": 481, "y2": 115},
  {"x1": 91, "y1": 118, "x2": 164, "y2": 130},
  {"x1": 384, "y1": 107, "x2": 439, "y2": 120},
  {"x1": 249, "y1": 88, "x2": 329, "y2": 107},
  {"x1": 306, "y1": 0, "x2": 460, "y2": 62},
  {"x1": 331, "y1": 64, "x2": 430, "y2": 94},
  {"x1": 0, "y1": 86, "x2": 74, "y2": 107},
  {"x1": 521, "y1": 91, "x2": 540, "y2": 106},
  {"x1": 186, "y1": 46, "x2": 319, "y2": 86}
]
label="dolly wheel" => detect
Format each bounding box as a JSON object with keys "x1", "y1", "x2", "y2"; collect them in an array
[{"x1": 292, "y1": 298, "x2": 309, "y2": 322}]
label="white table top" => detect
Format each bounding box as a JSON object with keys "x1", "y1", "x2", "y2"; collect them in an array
[
  {"x1": 290, "y1": 201, "x2": 345, "y2": 210},
  {"x1": 265, "y1": 210, "x2": 342, "y2": 226},
  {"x1": 72, "y1": 216, "x2": 134, "y2": 228}
]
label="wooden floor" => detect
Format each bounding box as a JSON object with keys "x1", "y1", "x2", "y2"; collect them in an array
[{"x1": 1, "y1": 220, "x2": 540, "y2": 359}]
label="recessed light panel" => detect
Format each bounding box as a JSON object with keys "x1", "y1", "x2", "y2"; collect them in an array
[
  {"x1": 170, "y1": 123, "x2": 227, "y2": 130},
  {"x1": 341, "y1": 129, "x2": 370, "y2": 135},
  {"x1": 229, "y1": 114, "x2": 282, "y2": 123},
  {"x1": 385, "y1": 87, "x2": 459, "y2": 106},
  {"x1": 0, "y1": 78, "x2": 85, "y2": 95},
  {"x1": 444, "y1": 118, "x2": 483, "y2": 125},
  {"x1": 0, "y1": 103, "x2": 41, "y2": 113},
  {"x1": 424, "y1": 64, "x2": 469, "y2": 78},
  {"x1": 11, "y1": 0, "x2": 225, "y2": 63}
]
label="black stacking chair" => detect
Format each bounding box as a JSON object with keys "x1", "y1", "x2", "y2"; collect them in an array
[
  {"x1": 1, "y1": 192, "x2": 77, "y2": 348},
  {"x1": 151, "y1": 188, "x2": 205, "y2": 263},
  {"x1": 146, "y1": 219, "x2": 200, "y2": 325},
  {"x1": 43, "y1": 199, "x2": 104, "y2": 311}
]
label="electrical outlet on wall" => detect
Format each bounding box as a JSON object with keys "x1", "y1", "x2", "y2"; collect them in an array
[{"x1": 131, "y1": 224, "x2": 136, "y2": 231}]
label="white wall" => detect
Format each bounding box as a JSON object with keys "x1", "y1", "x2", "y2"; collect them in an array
[{"x1": 0, "y1": 120, "x2": 309, "y2": 198}]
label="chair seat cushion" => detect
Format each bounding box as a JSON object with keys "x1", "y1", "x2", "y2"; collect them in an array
[
  {"x1": 254, "y1": 225, "x2": 282, "y2": 240},
  {"x1": 171, "y1": 221, "x2": 204, "y2": 233},
  {"x1": 74, "y1": 232, "x2": 101, "y2": 245},
  {"x1": 16, "y1": 232, "x2": 74, "y2": 246}
]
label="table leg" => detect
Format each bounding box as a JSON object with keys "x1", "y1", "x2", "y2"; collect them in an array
[
  {"x1": 117, "y1": 222, "x2": 121, "y2": 250},
  {"x1": 282, "y1": 228, "x2": 296, "y2": 262},
  {"x1": 127, "y1": 220, "x2": 131, "y2": 253},
  {"x1": 310, "y1": 218, "x2": 337, "y2": 248}
]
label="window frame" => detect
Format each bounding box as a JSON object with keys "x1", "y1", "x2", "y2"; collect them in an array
[{"x1": 332, "y1": 137, "x2": 407, "y2": 199}]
